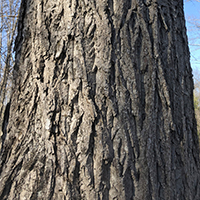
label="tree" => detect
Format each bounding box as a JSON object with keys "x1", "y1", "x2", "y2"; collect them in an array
[
  {"x1": 193, "y1": 68, "x2": 200, "y2": 140},
  {"x1": 184, "y1": 0, "x2": 200, "y2": 66},
  {"x1": 0, "y1": 0, "x2": 200, "y2": 199},
  {"x1": 186, "y1": 0, "x2": 200, "y2": 3},
  {"x1": 0, "y1": 0, "x2": 20, "y2": 135},
  {"x1": 184, "y1": 0, "x2": 200, "y2": 140}
]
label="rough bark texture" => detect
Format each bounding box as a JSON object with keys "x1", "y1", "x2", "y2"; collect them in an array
[{"x1": 0, "y1": 0, "x2": 200, "y2": 199}]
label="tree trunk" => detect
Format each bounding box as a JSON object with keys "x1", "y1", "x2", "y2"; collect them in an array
[{"x1": 0, "y1": 0, "x2": 199, "y2": 199}]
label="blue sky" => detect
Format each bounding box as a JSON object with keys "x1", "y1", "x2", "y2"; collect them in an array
[{"x1": 184, "y1": 0, "x2": 200, "y2": 71}]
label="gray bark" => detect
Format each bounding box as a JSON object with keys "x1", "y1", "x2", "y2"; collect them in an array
[{"x1": 0, "y1": 0, "x2": 200, "y2": 199}]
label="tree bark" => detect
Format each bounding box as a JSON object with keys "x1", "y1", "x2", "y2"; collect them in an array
[{"x1": 0, "y1": 0, "x2": 200, "y2": 199}]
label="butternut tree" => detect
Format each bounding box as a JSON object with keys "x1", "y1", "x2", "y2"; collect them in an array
[{"x1": 0, "y1": 0, "x2": 199, "y2": 199}]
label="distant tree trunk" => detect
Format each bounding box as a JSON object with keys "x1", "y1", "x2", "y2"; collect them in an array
[
  {"x1": 0, "y1": 0, "x2": 20, "y2": 140},
  {"x1": 0, "y1": 0, "x2": 199, "y2": 199}
]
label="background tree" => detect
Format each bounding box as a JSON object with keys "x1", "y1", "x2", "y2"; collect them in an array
[
  {"x1": 193, "y1": 68, "x2": 200, "y2": 140},
  {"x1": 184, "y1": 0, "x2": 200, "y2": 63},
  {"x1": 0, "y1": 0, "x2": 20, "y2": 136},
  {"x1": 184, "y1": 0, "x2": 200, "y2": 140},
  {"x1": 0, "y1": 0, "x2": 200, "y2": 200}
]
